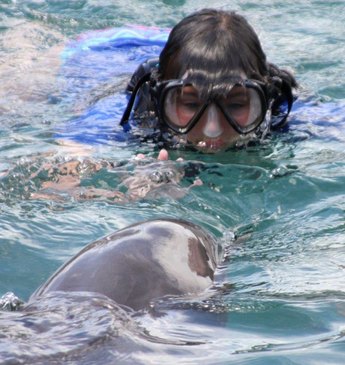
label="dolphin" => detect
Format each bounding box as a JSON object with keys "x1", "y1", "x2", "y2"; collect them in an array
[{"x1": 30, "y1": 219, "x2": 221, "y2": 310}]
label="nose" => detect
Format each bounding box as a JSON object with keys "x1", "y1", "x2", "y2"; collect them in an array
[{"x1": 202, "y1": 104, "x2": 224, "y2": 138}]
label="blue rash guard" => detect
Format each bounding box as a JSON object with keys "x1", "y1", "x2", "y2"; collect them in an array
[{"x1": 54, "y1": 25, "x2": 169, "y2": 145}]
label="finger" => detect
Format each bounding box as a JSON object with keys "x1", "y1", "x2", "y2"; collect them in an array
[{"x1": 157, "y1": 149, "x2": 169, "y2": 161}]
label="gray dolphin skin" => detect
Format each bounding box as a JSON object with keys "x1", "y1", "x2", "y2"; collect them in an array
[{"x1": 30, "y1": 219, "x2": 221, "y2": 310}]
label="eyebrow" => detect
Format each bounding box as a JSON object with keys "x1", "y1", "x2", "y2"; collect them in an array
[
  {"x1": 182, "y1": 91, "x2": 199, "y2": 97},
  {"x1": 181, "y1": 87, "x2": 199, "y2": 97},
  {"x1": 180, "y1": 85, "x2": 248, "y2": 99},
  {"x1": 227, "y1": 88, "x2": 247, "y2": 98}
]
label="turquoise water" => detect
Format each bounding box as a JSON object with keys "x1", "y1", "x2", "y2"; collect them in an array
[{"x1": 1, "y1": 0, "x2": 345, "y2": 364}]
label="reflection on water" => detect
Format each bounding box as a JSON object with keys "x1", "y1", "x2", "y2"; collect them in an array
[
  {"x1": 0, "y1": 292, "x2": 147, "y2": 365},
  {"x1": 1, "y1": 0, "x2": 345, "y2": 364},
  {"x1": 1, "y1": 291, "x2": 345, "y2": 364}
]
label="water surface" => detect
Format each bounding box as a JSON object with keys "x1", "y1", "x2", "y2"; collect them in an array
[{"x1": 1, "y1": 1, "x2": 345, "y2": 364}]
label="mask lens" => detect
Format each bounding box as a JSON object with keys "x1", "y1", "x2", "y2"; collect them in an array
[
  {"x1": 163, "y1": 85, "x2": 204, "y2": 129},
  {"x1": 160, "y1": 81, "x2": 266, "y2": 134},
  {"x1": 219, "y1": 85, "x2": 264, "y2": 132}
]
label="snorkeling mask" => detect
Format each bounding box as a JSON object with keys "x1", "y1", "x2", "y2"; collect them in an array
[
  {"x1": 150, "y1": 78, "x2": 268, "y2": 135},
  {"x1": 120, "y1": 59, "x2": 293, "y2": 135}
]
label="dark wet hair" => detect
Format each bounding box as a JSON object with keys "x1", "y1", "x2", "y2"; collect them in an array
[
  {"x1": 158, "y1": 9, "x2": 297, "y2": 98},
  {"x1": 121, "y1": 9, "x2": 298, "y2": 135}
]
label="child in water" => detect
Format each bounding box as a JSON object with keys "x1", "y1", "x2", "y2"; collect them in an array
[
  {"x1": 121, "y1": 8, "x2": 297, "y2": 155},
  {"x1": 33, "y1": 9, "x2": 298, "y2": 200}
]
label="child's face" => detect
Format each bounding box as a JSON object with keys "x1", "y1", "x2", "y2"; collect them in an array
[
  {"x1": 161, "y1": 82, "x2": 264, "y2": 152},
  {"x1": 184, "y1": 102, "x2": 245, "y2": 152}
]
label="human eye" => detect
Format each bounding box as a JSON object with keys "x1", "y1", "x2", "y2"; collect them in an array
[
  {"x1": 228, "y1": 100, "x2": 246, "y2": 108},
  {"x1": 225, "y1": 87, "x2": 249, "y2": 108},
  {"x1": 224, "y1": 98, "x2": 248, "y2": 113},
  {"x1": 220, "y1": 95, "x2": 251, "y2": 126},
  {"x1": 178, "y1": 95, "x2": 202, "y2": 111}
]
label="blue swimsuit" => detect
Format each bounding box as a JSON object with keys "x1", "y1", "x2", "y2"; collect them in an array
[{"x1": 55, "y1": 26, "x2": 169, "y2": 145}]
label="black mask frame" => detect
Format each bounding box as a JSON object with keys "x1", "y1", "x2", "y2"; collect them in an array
[
  {"x1": 150, "y1": 78, "x2": 270, "y2": 135},
  {"x1": 120, "y1": 67, "x2": 294, "y2": 133}
]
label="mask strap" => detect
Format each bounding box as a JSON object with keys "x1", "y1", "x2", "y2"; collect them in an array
[
  {"x1": 270, "y1": 78, "x2": 294, "y2": 129},
  {"x1": 120, "y1": 72, "x2": 152, "y2": 129}
]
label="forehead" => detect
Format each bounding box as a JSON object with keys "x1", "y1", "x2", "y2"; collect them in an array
[
  {"x1": 179, "y1": 83, "x2": 249, "y2": 99},
  {"x1": 181, "y1": 69, "x2": 248, "y2": 80}
]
